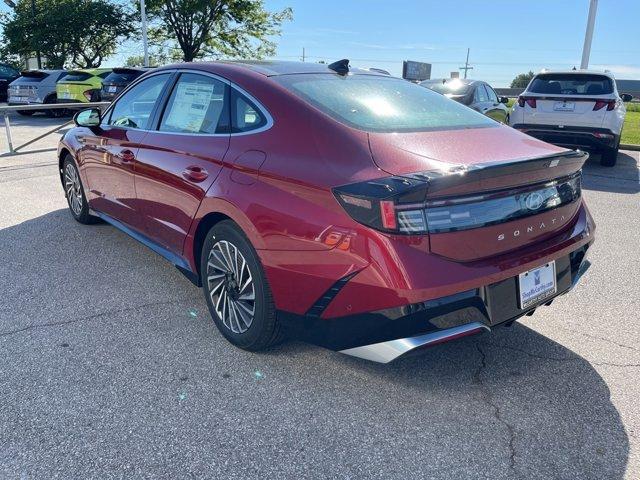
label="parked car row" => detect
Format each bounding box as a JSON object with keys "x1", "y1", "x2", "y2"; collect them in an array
[
  {"x1": 0, "y1": 64, "x2": 150, "y2": 115},
  {"x1": 421, "y1": 70, "x2": 634, "y2": 167}
]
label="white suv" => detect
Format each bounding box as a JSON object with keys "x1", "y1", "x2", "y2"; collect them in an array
[{"x1": 509, "y1": 70, "x2": 632, "y2": 166}]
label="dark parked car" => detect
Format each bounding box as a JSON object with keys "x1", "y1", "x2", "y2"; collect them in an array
[
  {"x1": 421, "y1": 78, "x2": 510, "y2": 123},
  {"x1": 100, "y1": 67, "x2": 150, "y2": 101},
  {"x1": 0, "y1": 63, "x2": 21, "y2": 102},
  {"x1": 58, "y1": 60, "x2": 594, "y2": 363}
]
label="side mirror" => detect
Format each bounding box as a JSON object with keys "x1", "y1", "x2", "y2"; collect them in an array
[
  {"x1": 499, "y1": 96, "x2": 510, "y2": 104},
  {"x1": 74, "y1": 108, "x2": 101, "y2": 127},
  {"x1": 620, "y1": 93, "x2": 633, "y2": 102}
]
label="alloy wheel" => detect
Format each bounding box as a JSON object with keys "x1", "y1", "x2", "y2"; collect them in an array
[
  {"x1": 206, "y1": 240, "x2": 256, "y2": 334},
  {"x1": 64, "y1": 163, "x2": 83, "y2": 216}
]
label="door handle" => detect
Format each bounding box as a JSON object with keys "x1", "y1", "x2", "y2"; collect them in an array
[
  {"x1": 182, "y1": 165, "x2": 208, "y2": 182},
  {"x1": 117, "y1": 149, "x2": 136, "y2": 163}
]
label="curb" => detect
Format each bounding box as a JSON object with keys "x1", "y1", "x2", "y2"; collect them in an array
[{"x1": 620, "y1": 144, "x2": 640, "y2": 151}]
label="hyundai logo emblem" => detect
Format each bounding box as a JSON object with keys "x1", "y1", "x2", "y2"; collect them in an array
[{"x1": 525, "y1": 192, "x2": 544, "y2": 211}]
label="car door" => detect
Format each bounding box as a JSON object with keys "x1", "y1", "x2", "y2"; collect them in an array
[
  {"x1": 80, "y1": 72, "x2": 172, "y2": 229},
  {"x1": 134, "y1": 71, "x2": 231, "y2": 255},
  {"x1": 484, "y1": 84, "x2": 508, "y2": 123}
]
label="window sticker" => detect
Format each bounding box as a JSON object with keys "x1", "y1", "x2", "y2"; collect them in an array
[{"x1": 164, "y1": 82, "x2": 216, "y2": 133}]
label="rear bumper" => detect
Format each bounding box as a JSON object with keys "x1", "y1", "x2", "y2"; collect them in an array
[
  {"x1": 512, "y1": 123, "x2": 618, "y2": 150},
  {"x1": 280, "y1": 242, "x2": 592, "y2": 361}
]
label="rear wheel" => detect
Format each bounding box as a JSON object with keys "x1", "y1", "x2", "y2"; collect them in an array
[
  {"x1": 62, "y1": 155, "x2": 99, "y2": 224},
  {"x1": 200, "y1": 220, "x2": 282, "y2": 351},
  {"x1": 600, "y1": 137, "x2": 620, "y2": 167}
]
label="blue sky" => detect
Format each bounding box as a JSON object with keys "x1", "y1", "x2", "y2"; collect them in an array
[
  {"x1": 262, "y1": 0, "x2": 640, "y2": 86},
  {"x1": 2, "y1": 0, "x2": 639, "y2": 86}
]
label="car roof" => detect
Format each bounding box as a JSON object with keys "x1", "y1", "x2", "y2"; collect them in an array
[{"x1": 184, "y1": 60, "x2": 386, "y2": 77}]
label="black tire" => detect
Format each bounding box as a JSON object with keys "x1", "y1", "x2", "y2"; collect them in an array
[
  {"x1": 45, "y1": 95, "x2": 65, "y2": 118},
  {"x1": 17, "y1": 110, "x2": 34, "y2": 116},
  {"x1": 62, "y1": 155, "x2": 99, "y2": 224},
  {"x1": 600, "y1": 138, "x2": 620, "y2": 167},
  {"x1": 200, "y1": 220, "x2": 282, "y2": 351}
]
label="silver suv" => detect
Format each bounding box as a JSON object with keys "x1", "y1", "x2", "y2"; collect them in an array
[{"x1": 8, "y1": 70, "x2": 68, "y2": 117}]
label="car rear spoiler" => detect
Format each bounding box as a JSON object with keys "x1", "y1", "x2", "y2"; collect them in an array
[{"x1": 403, "y1": 150, "x2": 589, "y2": 198}]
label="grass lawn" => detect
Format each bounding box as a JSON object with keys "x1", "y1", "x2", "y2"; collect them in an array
[{"x1": 505, "y1": 99, "x2": 640, "y2": 145}]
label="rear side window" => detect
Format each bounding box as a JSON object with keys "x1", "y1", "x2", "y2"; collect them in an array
[
  {"x1": 529, "y1": 74, "x2": 614, "y2": 95},
  {"x1": 63, "y1": 72, "x2": 92, "y2": 82},
  {"x1": 274, "y1": 74, "x2": 494, "y2": 133},
  {"x1": 231, "y1": 89, "x2": 267, "y2": 133},
  {"x1": 108, "y1": 73, "x2": 171, "y2": 129},
  {"x1": 160, "y1": 73, "x2": 230, "y2": 134}
]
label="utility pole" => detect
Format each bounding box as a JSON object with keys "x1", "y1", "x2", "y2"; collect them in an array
[
  {"x1": 30, "y1": 0, "x2": 41, "y2": 68},
  {"x1": 301, "y1": 47, "x2": 305, "y2": 62},
  {"x1": 141, "y1": 0, "x2": 149, "y2": 67},
  {"x1": 459, "y1": 48, "x2": 473, "y2": 79},
  {"x1": 580, "y1": 0, "x2": 598, "y2": 69}
]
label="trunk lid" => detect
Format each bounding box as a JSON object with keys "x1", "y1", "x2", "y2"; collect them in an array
[
  {"x1": 367, "y1": 125, "x2": 588, "y2": 261},
  {"x1": 521, "y1": 93, "x2": 611, "y2": 127}
]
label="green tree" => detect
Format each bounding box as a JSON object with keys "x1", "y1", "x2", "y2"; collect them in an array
[
  {"x1": 143, "y1": 0, "x2": 293, "y2": 62},
  {"x1": 1, "y1": 0, "x2": 135, "y2": 68},
  {"x1": 511, "y1": 71, "x2": 535, "y2": 89}
]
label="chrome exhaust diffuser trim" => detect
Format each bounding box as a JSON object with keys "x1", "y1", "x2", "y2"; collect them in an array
[{"x1": 339, "y1": 322, "x2": 490, "y2": 363}]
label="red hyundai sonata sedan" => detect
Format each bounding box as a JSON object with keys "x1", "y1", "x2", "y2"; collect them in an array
[{"x1": 58, "y1": 60, "x2": 594, "y2": 363}]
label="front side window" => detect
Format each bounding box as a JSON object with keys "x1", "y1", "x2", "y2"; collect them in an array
[
  {"x1": 474, "y1": 84, "x2": 489, "y2": 102},
  {"x1": 274, "y1": 74, "x2": 494, "y2": 133},
  {"x1": 108, "y1": 73, "x2": 170, "y2": 129},
  {"x1": 528, "y1": 74, "x2": 614, "y2": 95},
  {"x1": 485, "y1": 85, "x2": 499, "y2": 102},
  {"x1": 159, "y1": 73, "x2": 229, "y2": 134}
]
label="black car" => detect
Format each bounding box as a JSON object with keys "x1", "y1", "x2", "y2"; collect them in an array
[
  {"x1": 421, "y1": 78, "x2": 510, "y2": 123},
  {"x1": 0, "y1": 63, "x2": 21, "y2": 102},
  {"x1": 100, "y1": 67, "x2": 151, "y2": 101}
]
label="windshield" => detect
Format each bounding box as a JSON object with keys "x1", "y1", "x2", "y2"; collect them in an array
[
  {"x1": 274, "y1": 74, "x2": 494, "y2": 133},
  {"x1": 422, "y1": 80, "x2": 470, "y2": 95},
  {"x1": 529, "y1": 74, "x2": 614, "y2": 95}
]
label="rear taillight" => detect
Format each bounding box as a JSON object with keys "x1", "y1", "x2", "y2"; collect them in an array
[
  {"x1": 332, "y1": 176, "x2": 429, "y2": 234},
  {"x1": 83, "y1": 90, "x2": 93, "y2": 101},
  {"x1": 593, "y1": 100, "x2": 616, "y2": 111},
  {"x1": 333, "y1": 172, "x2": 581, "y2": 235},
  {"x1": 517, "y1": 96, "x2": 537, "y2": 108}
]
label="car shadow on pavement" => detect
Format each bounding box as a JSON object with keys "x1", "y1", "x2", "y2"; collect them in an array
[
  {"x1": 321, "y1": 324, "x2": 630, "y2": 479},
  {"x1": 582, "y1": 150, "x2": 639, "y2": 194},
  {"x1": 0, "y1": 209, "x2": 630, "y2": 479}
]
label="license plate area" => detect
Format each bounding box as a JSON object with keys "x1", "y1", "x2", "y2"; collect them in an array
[
  {"x1": 108, "y1": 86, "x2": 117, "y2": 93},
  {"x1": 518, "y1": 261, "x2": 557, "y2": 309},
  {"x1": 554, "y1": 101, "x2": 575, "y2": 111}
]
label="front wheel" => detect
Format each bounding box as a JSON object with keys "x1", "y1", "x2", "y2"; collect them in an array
[
  {"x1": 62, "y1": 155, "x2": 99, "y2": 224},
  {"x1": 200, "y1": 220, "x2": 282, "y2": 351}
]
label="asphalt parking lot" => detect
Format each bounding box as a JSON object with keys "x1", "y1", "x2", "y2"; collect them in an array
[{"x1": 1, "y1": 113, "x2": 639, "y2": 479}]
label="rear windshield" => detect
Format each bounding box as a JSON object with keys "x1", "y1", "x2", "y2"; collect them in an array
[
  {"x1": 421, "y1": 80, "x2": 470, "y2": 95},
  {"x1": 528, "y1": 74, "x2": 614, "y2": 95},
  {"x1": 13, "y1": 74, "x2": 47, "y2": 83},
  {"x1": 62, "y1": 72, "x2": 92, "y2": 82},
  {"x1": 273, "y1": 74, "x2": 494, "y2": 133},
  {"x1": 103, "y1": 70, "x2": 142, "y2": 83}
]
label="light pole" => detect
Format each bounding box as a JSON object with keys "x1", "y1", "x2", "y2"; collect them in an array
[
  {"x1": 3, "y1": 0, "x2": 41, "y2": 69},
  {"x1": 140, "y1": 0, "x2": 149, "y2": 67},
  {"x1": 580, "y1": 0, "x2": 598, "y2": 69}
]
